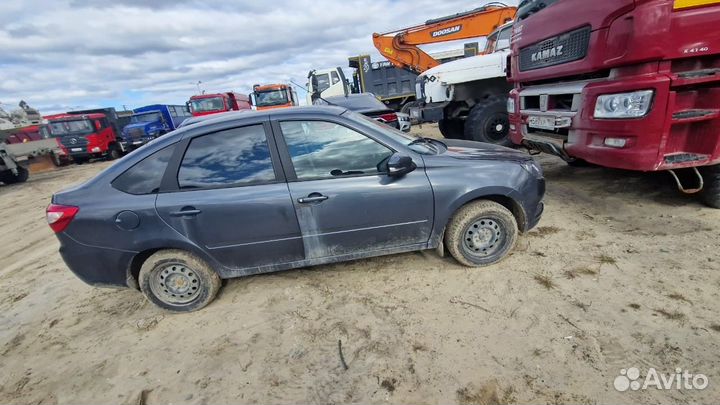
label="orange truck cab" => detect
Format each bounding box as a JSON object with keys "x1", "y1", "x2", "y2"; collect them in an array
[
  {"x1": 251, "y1": 84, "x2": 299, "y2": 110},
  {"x1": 187, "y1": 92, "x2": 252, "y2": 117}
]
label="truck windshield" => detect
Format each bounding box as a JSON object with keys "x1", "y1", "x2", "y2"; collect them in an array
[
  {"x1": 131, "y1": 112, "x2": 162, "y2": 123},
  {"x1": 190, "y1": 97, "x2": 225, "y2": 113},
  {"x1": 483, "y1": 26, "x2": 513, "y2": 54},
  {"x1": 517, "y1": 0, "x2": 561, "y2": 21},
  {"x1": 314, "y1": 74, "x2": 330, "y2": 92},
  {"x1": 47, "y1": 119, "x2": 93, "y2": 136},
  {"x1": 255, "y1": 89, "x2": 289, "y2": 107}
]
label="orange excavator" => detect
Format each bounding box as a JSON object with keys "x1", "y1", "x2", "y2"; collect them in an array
[{"x1": 372, "y1": 3, "x2": 516, "y2": 73}]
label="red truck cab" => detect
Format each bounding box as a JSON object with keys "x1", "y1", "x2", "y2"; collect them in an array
[
  {"x1": 188, "y1": 92, "x2": 252, "y2": 117},
  {"x1": 507, "y1": 0, "x2": 720, "y2": 207},
  {"x1": 45, "y1": 113, "x2": 122, "y2": 162}
]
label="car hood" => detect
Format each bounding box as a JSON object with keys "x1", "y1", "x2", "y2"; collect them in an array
[
  {"x1": 441, "y1": 139, "x2": 531, "y2": 162},
  {"x1": 419, "y1": 51, "x2": 509, "y2": 85}
]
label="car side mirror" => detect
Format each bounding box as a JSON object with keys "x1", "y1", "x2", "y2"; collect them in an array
[{"x1": 386, "y1": 153, "x2": 416, "y2": 177}]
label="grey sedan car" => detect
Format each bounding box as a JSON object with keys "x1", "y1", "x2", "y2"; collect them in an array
[{"x1": 48, "y1": 106, "x2": 544, "y2": 312}]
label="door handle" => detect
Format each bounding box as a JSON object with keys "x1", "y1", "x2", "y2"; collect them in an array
[
  {"x1": 169, "y1": 208, "x2": 202, "y2": 217},
  {"x1": 297, "y1": 194, "x2": 328, "y2": 204}
]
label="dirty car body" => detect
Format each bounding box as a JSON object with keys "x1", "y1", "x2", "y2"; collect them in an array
[{"x1": 50, "y1": 106, "x2": 544, "y2": 306}]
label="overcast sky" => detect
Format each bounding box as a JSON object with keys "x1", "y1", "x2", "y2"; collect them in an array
[{"x1": 0, "y1": 0, "x2": 517, "y2": 114}]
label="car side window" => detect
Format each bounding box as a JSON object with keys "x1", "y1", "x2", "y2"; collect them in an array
[
  {"x1": 280, "y1": 120, "x2": 394, "y2": 180},
  {"x1": 178, "y1": 125, "x2": 275, "y2": 189},
  {"x1": 112, "y1": 144, "x2": 176, "y2": 195}
]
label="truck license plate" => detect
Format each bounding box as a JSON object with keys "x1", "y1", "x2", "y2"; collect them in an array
[
  {"x1": 410, "y1": 108, "x2": 422, "y2": 119},
  {"x1": 528, "y1": 116, "x2": 555, "y2": 131},
  {"x1": 71, "y1": 148, "x2": 82, "y2": 152}
]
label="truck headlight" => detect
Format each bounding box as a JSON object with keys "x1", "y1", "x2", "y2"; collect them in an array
[
  {"x1": 507, "y1": 97, "x2": 516, "y2": 113},
  {"x1": 594, "y1": 90, "x2": 654, "y2": 119}
]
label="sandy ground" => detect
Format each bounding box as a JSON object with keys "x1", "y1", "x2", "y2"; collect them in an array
[{"x1": 1, "y1": 124, "x2": 719, "y2": 404}]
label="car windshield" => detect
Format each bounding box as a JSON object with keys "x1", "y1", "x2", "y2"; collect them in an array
[
  {"x1": 47, "y1": 119, "x2": 93, "y2": 136},
  {"x1": 255, "y1": 89, "x2": 288, "y2": 107},
  {"x1": 131, "y1": 112, "x2": 161, "y2": 123},
  {"x1": 345, "y1": 110, "x2": 443, "y2": 155},
  {"x1": 190, "y1": 97, "x2": 224, "y2": 113}
]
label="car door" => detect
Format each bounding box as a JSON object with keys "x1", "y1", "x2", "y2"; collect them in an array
[
  {"x1": 273, "y1": 118, "x2": 433, "y2": 260},
  {"x1": 155, "y1": 121, "x2": 305, "y2": 271}
]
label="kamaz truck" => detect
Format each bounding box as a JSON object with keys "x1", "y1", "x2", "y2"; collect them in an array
[
  {"x1": 120, "y1": 104, "x2": 191, "y2": 150},
  {"x1": 507, "y1": 0, "x2": 720, "y2": 207}
]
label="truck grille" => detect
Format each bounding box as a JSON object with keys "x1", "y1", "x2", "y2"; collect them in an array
[
  {"x1": 519, "y1": 26, "x2": 591, "y2": 72},
  {"x1": 60, "y1": 136, "x2": 88, "y2": 148},
  {"x1": 128, "y1": 127, "x2": 145, "y2": 138}
]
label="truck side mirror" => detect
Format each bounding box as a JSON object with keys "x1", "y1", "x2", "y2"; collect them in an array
[{"x1": 94, "y1": 120, "x2": 102, "y2": 130}]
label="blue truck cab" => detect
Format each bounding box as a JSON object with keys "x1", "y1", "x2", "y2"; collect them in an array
[{"x1": 120, "y1": 104, "x2": 191, "y2": 150}]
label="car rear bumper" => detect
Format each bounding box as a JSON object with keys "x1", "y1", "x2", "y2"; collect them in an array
[{"x1": 57, "y1": 233, "x2": 136, "y2": 288}]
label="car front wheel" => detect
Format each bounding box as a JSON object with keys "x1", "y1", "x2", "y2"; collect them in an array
[
  {"x1": 445, "y1": 200, "x2": 518, "y2": 267},
  {"x1": 139, "y1": 250, "x2": 221, "y2": 312}
]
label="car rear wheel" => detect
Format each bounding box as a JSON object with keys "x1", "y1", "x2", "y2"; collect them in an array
[
  {"x1": 139, "y1": 250, "x2": 221, "y2": 312},
  {"x1": 445, "y1": 200, "x2": 518, "y2": 267}
]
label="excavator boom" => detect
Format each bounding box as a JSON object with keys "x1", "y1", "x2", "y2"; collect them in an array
[{"x1": 372, "y1": 4, "x2": 516, "y2": 73}]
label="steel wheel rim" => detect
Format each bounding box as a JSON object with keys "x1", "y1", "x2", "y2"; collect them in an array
[
  {"x1": 484, "y1": 113, "x2": 509, "y2": 142},
  {"x1": 150, "y1": 263, "x2": 201, "y2": 304},
  {"x1": 462, "y1": 217, "x2": 505, "y2": 258}
]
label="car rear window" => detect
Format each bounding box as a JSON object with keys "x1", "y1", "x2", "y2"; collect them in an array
[
  {"x1": 112, "y1": 144, "x2": 176, "y2": 194},
  {"x1": 177, "y1": 125, "x2": 276, "y2": 189}
]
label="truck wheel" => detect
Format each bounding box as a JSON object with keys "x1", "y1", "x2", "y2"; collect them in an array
[
  {"x1": 464, "y1": 96, "x2": 512, "y2": 147},
  {"x1": 139, "y1": 250, "x2": 222, "y2": 312},
  {"x1": 0, "y1": 166, "x2": 29, "y2": 184},
  {"x1": 438, "y1": 119, "x2": 465, "y2": 139},
  {"x1": 699, "y1": 164, "x2": 720, "y2": 209},
  {"x1": 106, "y1": 144, "x2": 121, "y2": 161},
  {"x1": 445, "y1": 200, "x2": 518, "y2": 267}
]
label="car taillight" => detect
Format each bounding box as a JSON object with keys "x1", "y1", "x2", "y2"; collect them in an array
[
  {"x1": 378, "y1": 113, "x2": 398, "y2": 123},
  {"x1": 46, "y1": 204, "x2": 79, "y2": 233}
]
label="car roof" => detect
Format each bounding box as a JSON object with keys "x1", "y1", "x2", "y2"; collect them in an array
[{"x1": 177, "y1": 105, "x2": 348, "y2": 129}]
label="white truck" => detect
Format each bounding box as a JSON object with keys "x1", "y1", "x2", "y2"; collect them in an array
[{"x1": 410, "y1": 22, "x2": 514, "y2": 146}]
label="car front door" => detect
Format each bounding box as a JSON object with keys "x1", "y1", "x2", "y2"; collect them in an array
[
  {"x1": 155, "y1": 122, "x2": 304, "y2": 272},
  {"x1": 273, "y1": 118, "x2": 434, "y2": 260}
]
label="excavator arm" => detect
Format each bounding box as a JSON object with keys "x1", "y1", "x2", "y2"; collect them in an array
[{"x1": 372, "y1": 3, "x2": 516, "y2": 73}]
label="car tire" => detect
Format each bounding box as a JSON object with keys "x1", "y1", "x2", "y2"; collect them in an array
[
  {"x1": 438, "y1": 119, "x2": 465, "y2": 139},
  {"x1": 464, "y1": 96, "x2": 512, "y2": 147},
  {"x1": 445, "y1": 200, "x2": 518, "y2": 267},
  {"x1": 139, "y1": 250, "x2": 222, "y2": 312},
  {"x1": 0, "y1": 166, "x2": 29, "y2": 184},
  {"x1": 699, "y1": 164, "x2": 720, "y2": 209}
]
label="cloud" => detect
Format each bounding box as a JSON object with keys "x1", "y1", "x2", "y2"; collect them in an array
[{"x1": 0, "y1": 0, "x2": 517, "y2": 114}]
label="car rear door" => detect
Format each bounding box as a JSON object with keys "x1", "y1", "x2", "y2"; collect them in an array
[
  {"x1": 272, "y1": 117, "x2": 434, "y2": 260},
  {"x1": 155, "y1": 120, "x2": 305, "y2": 272}
]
